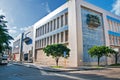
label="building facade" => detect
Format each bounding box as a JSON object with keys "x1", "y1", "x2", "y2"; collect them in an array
[
  {"x1": 32, "y1": 0, "x2": 120, "y2": 67},
  {"x1": 12, "y1": 27, "x2": 33, "y2": 62},
  {"x1": 13, "y1": 0, "x2": 120, "y2": 67},
  {"x1": 23, "y1": 27, "x2": 33, "y2": 62},
  {"x1": 12, "y1": 34, "x2": 23, "y2": 61}
]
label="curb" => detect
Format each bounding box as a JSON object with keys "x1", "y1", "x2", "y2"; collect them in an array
[
  {"x1": 13, "y1": 63, "x2": 82, "y2": 72},
  {"x1": 12, "y1": 63, "x2": 108, "y2": 72}
]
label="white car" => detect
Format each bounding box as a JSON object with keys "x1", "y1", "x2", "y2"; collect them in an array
[{"x1": 0, "y1": 55, "x2": 8, "y2": 65}]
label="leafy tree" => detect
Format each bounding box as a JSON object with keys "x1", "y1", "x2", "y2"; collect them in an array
[
  {"x1": 88, "y1": 46, "x2": 117, "y2": 66},
  {"x1": 108, "y1": 49, "x2": 119, "y2": 64},
  {"x1": 113, "y1": 52, "x2": 119, "y2": 64},
  {"x1": 43, "y1": 44, "x2": 70, "y2": 66},
  {"x1": 0, "y1": 15, "x2": 13, "y2": 54}
]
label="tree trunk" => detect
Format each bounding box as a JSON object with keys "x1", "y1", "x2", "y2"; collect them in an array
[
  {"x1": 115, "y1": 53, "x2": 118, "y2": 64},
  {"x1": 98, "y1": 57, "x2": 100, "y2": 66},
  {"x1": 55, "y1": 57, "x2": 59, "y2": 66}
]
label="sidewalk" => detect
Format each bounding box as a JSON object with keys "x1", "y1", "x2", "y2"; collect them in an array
[{"x1": 12, "y1": 62, "x2": 108, "y2": 72}]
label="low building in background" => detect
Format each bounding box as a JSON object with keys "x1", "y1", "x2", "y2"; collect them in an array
[
  {"x1": 23, "y1": 27, "x2": 33, "y2": 62},
  {"x1": 12, "y1": 27, "x2": 33, "y2": 62},
  {"x1": 12, "y1": 34, "x2": 23, "y2": 61}
]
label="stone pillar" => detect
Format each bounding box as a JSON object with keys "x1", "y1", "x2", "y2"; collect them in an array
[{"x1": 68, "y1": 0, "x2": 83, "y2": 67}]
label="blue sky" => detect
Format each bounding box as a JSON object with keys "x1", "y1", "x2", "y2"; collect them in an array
[{"x1": 0, "y1": 0, "x2": 120, "y2": 38}]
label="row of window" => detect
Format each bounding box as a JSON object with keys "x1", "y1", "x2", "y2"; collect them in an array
[
  {"x1": 13, "y1": 39, "x2": 20, "y2": 53},
  {"x1": 35, "y1": 30, "x2": 68, "y2": 49},
  {"x1": 36, "y1": 13, "x2": 68, "y2": 38},
  {"x1": 109, "y1": 35, "x2": 120, "y2": 45},
  {"x1": 108, "y1": 19, "x2": 120, "y2": 33}
]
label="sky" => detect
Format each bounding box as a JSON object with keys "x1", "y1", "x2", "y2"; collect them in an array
[{"x1": 0, "y1": 0, "x2": 120, "y2": 38}]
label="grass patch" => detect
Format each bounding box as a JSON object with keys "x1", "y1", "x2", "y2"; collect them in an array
[
  {"x1": 109, "y1": 64, "x2": 120, "y2": 66},
  {"x1": 95, "y1": 66, "x2": 104, "y2": 68},
  {"x1": 51, "y1": 66, "x2": 63, "y2": 68}
]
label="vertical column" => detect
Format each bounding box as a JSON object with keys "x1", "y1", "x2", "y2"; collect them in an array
[
  {"x1": 59, "y1": 32, "x2": 61, "y2": 43},
  {"x1": 103, "y1": 13, "x2": 111, "y2": 65},
  {"x1": 103, "y1": 13, "x2": 110, "y2": 46},
  {"x1": 63, "y1": 14, "x2": 65, "y2": 26},
  {"x1": 63, "y1": 31, "x2": 66, "y2": 43},
  {"x1": 68, "y1": 0, "x2": 83, "y2": 67}
]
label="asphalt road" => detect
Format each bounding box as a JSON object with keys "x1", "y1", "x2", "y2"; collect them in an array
[{"x1": 0, "y1": 64, "x2": 120, "y2": 80}]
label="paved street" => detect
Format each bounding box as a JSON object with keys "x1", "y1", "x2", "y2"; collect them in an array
[{"x1": 0, "y1": 64, "x2": 120, "y2": 80}]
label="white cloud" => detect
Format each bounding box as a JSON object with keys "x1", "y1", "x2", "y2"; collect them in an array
[
  {"x1": 0, "y1": 8, "x2": 6, "y2": 15},
  {"x1": 20, "y1": 26, "x2": 31, "y2": 31},
  {"x1": 40, "y1": 2, "x2": 51, "y2": 13},
  {"x1": 7, "y1": 26, "x2": 18, "y2": 35},
  {"x1": 46, "y1": 2, "x2": 51, "y2": 13},
  {"x1": 8, "y1": 29, "x2": 17, "y2": 34},
  {"x1": 111, "y1": 0, "x2": 120, "y2": 15}
]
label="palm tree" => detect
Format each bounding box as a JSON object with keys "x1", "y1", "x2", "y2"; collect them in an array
[{"x1": 0, "y1": 15, "x2": 13, "y2": 54}]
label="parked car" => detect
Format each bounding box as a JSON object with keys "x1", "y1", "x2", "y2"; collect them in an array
[{"x1": 0, "y1": 55, "x2": 8, "y2": 65}]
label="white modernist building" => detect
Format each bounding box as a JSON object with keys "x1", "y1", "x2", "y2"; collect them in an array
[
  {"x1": 32, "y1": 0, "x2": 120, "y2": 67},
  {"x1": 13, "y1": 0, "x2": 120, "y2": 67},
  {"x1": 13, "y1": 27, "x2": 33, "y2": 62}
]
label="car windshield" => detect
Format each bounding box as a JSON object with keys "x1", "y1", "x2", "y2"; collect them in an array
[{"x1": 2, "y1": 55, "x2": 8, "y2": 59}]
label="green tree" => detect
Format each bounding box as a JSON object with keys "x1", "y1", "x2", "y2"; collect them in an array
[
  {"x1": 43, "y1": 44, "x2": 70, "y2": 66},
  {"x1": 88, "y1": 46, "x2": 117, "y2": 66},
  {"x1": 108, "y1": 49, "x2": 119, "y2": 64},
  {"x1": 0, "y1": 15, "x2": 13, "y2": 54}
]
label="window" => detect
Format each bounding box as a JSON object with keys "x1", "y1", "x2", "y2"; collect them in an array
[
  {"x1": 65, "y1": 30, "x2": 68, "y2": 41},
  {"x1": 35, "y1": 41, "x2": 37, "y2": 48},
  {"x1": 36, "y1": 29, "x2": 38, "y2": 37},
  {"x1": 61, "y1": 32, "x2": 63, "y2": 42},
  {"x1": 39, "y1": 27, "x2": 42, "y2": 36},
  {"x1": 57, "y1": 33, "x2": 59, "y2": 43},
  {"x1": 109, "y1": 35, "x2": 112, "y2": 44},
  {"x1": 119, "y1": 37, "x2": 120, "y2": 45},
  {"x1": 44, "y1": 38, "x2": 46, "y2": 46},
  {"x1": 45, "y1": 24, "x2": 47, "y2": 34},
  {"x1": 50, "y1": 36, "x2": 52, "y2": 44},
  {"x1": 38, "y1": 28, "x2": 40, "y2": 37},
  {"x1": 53, "y1": 35, "x2": 56, "y2": 43},
  {"x1": 48, "y1": 23, "x2": 49, "y2": 33},
  {"x1": 57, "y1": 17, "x2": 59, "y2": 29},
  {"x1": 40, "y1": 40, "x2": 41, "y2": 48},
  {"x1": 42, "y1": 39, "x2": 44, "y2": 47},
  {"x1": 65, "y1": 13, "x2": 68, "y2": 25},
  {"x1": 47, "y1": 37, "x2": 49, "y2": 45},
  {"x1": 61, "y1": 15, "x2": 63, "y2": 27},
  {"x1": 43, "y1": 26, "x2": 44, "y2": 35},
  {"x1": 50, "y1": 21, "x2": 52, "y2": 31},
  {"x1": 54, "y1": 19, "x2": 56, "y2": 30},
  {"x1": 38, "y1": 40, "x2": 40, "y2": 48}
]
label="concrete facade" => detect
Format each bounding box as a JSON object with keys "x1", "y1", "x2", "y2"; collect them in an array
[
  {"x1": 12, "y1": 27, "x2": 33, "y2": 62},
  {"x1": 12, "y1": 34, "x2": 23, "y2": 61},
  {"x1": 13, "y1": 0, "x2": 120, "y2": 67}
]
